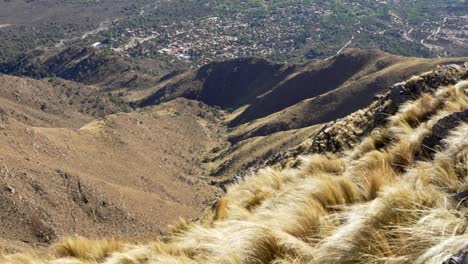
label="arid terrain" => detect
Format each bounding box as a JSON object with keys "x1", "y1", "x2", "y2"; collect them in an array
[
  {"x1": 0, "y1": 50, "x2": 467, "y2": 256},
  {"x1": 0, "y1": 1, "x2": 467, "y2": 262},
  {"x1": 0, "y1": 75, "x2": 225, "y2": 252},
  {"x1": 1, "y1": 56, "x2": 467, "y2": 264}
]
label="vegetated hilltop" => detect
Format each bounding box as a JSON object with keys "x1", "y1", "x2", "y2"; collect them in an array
[{"x1": 2, "y1": 59, "x2": 467, "y2": 264}]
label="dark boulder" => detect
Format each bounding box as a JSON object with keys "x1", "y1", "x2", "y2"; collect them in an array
[
  {"x1": 421, "y1": 109, "x2": 468, "y2": 158},
  {"x1": 443, "y1": 251, "x2": 468, "y2": 264}
]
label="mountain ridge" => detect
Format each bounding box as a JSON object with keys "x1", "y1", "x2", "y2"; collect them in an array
[
  {"x1": 0, "y1": 50, "x2": 466, "y2": 257},
  {"x1": 2, "y1": 58, "x2": 467, "y2": 264}
]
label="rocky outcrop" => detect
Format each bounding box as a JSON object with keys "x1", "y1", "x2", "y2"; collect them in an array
[
  {"x1": 256, "y1": 64, "x2": 467, "y2": 170},
  {"x1": 444, "y1": 251, "x2": 468, "y2": 264},
  {"x1": 309, "y1": 64, "x2": 467, "y2": 155},
  {"x1": 421, "y1": 109, "x2": 468, "y2": 157}
]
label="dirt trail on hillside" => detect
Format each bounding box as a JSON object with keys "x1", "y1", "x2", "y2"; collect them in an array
[{"x1": 0, "y1": 86, "x2": 225, "y2": 252}]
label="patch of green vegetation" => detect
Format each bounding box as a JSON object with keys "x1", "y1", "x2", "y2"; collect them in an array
[
  {"x1": 396, "y1": 0, "x2": 466, "y2": 23},
  {"x1": 1, "y1": 0, "x2": 465, "y2": 74}
]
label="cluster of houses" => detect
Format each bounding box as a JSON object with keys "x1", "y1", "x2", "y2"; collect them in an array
[
  {"x1": 96, "y1": 0, "x2": 464, "y2": 65},
  {"x1": 109, "y1": 3, "x2": 328, "y2": 66}
]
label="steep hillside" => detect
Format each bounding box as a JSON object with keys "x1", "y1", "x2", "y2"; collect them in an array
[
  {"x1": 0, "y1": 46, "x2": 179, "y2": 91},
  {"x1": 262, "y1": 64, "x2": 468, "y2": 168},
  {"x1": 0, "y1": 78, "x2": 227, "y2": 253},
  {"x1": 0, "y1": 72, "x2": 321, "y2": 252},
  {"x1": 124, "y1": 51, "x2": 468, "y2": 183},
  {"x1": 0, "y1": 51, "x2": 467, "y2": 257},
  {"x1": 134, "y1": 50, "x2": 467, "y2": 142},
  {"x1": 228, "y1": 56, "x2": 468, "y2": 143},
  {"x1": 3, "y1": 60, "x2": 467, "y2": 264},
  {"x1": 133, "y1": 50, "x2": 375, "y2": 111},
  {"x1": 10, "y1": 49, "x2": 467, "y2": 184},
  {"x1": 0, "y1": 75, "x2": 127, "y2": 128},
  {"x1": 135, "y1": 57, "x2": 297, "y2": 109}
]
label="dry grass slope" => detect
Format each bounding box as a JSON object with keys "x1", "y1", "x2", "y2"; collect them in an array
[{"x1": 1, "y1": 68, "x2": 467, "y2": 263}]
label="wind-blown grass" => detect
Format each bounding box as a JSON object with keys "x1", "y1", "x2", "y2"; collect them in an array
[{"x1": 1, "y1": 69, "x2": 467, "y2": 264}]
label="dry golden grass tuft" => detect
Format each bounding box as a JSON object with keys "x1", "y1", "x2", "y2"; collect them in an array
[
  {"x1": 299, "y1": 154, "x2": 346, "y2": 176},
  {"x1": 167, "y1": 218, "x2": 195, "y2": 236},
  {"x1": 54, "y1": 237, "x2": 124, "y2": 261},
  {"x1": 2, "y1": 70, "x2": 467, "y2": 263}
]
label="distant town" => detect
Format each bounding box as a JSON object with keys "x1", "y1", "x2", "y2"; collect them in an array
[
  {"x1": 101, "y1": 3, "x2": 321, "y2": 67},
  {"x1": 83, "y1": 0, "x2": 466, "y2": 67}
]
